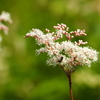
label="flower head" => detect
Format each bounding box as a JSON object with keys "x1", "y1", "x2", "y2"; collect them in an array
[
  {"x1": 0, "y1": 11, "x2": 12, "y2": 51},
  {"x1": 24, "y1": 23, "x2": 99, "y2": 74},
  {"x1": 0, "y1": 11, "x2": 12, "y2": 23},
  {"x1": 0, "y1": 11, "x2": 12, "y2": 35}
]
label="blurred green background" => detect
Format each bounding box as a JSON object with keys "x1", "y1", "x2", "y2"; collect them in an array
[{"x1": 0, "y1": 0, "x2": 100, "y2": 100}]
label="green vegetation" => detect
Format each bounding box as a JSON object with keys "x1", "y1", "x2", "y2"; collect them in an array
[{"x1": 0, "y1": 0, "x2": 100, "y2": 100}]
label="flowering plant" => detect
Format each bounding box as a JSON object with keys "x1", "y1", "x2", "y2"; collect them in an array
[
  {"x1": 24, "y1": 23, "x2": 98, "y2": 100},
  {"x1": 0, "y1": 11, "x2": 12, "y2": 34},
  {"x1": 0, "y1": 11, "x2": 12, "y2": 51}
]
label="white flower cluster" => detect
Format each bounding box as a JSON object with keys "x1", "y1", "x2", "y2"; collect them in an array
[
  {"x1": 24, "y1": 23, "x2": 99, "y2": 74},
  {"x1": 0, "y1": 11, "x2": 12, "y2": 51},
  {"x1": 0, "y1": 11, "x2": 12, "y2": 35}
]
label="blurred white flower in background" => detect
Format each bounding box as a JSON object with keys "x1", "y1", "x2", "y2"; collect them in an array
[
  {"x1": 0, "y1": 11, "x2": 12, "y2": 51},
  {"x1": 0, "y1": 11, "x2": 12, "y2": 34}
]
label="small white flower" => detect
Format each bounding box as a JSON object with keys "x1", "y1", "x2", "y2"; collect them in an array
[
  {"x1": 0, "y1": 11, "x2": 12, "y2": 23},
  {"x1": 56, "y1": 30, "x2": 63, "y2": 38}
]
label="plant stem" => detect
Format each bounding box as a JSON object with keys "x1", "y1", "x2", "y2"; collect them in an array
[
  {"x1": 60, "y1": 66, "x2": 74, "y2": 100},
  {"x1": 67, "y1": 73, "x2": 74, "y2": 100}
]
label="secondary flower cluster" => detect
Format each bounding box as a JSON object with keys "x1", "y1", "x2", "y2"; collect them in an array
[
  {"x1": 0, "y1": 11, "x2": 12, "y2": 51},
  {"x1": 24, "y1": 23, "x2": 98, "y2": 74},
  {"x1": 0, "y1": 11, "x2": 12, "y2": 35}
]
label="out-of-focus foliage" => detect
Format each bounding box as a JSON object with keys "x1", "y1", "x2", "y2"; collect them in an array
[{"x1": 0, "y1": 0, "x2": 100, "y2": 100}]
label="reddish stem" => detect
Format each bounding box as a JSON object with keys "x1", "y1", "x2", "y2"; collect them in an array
[
  {"x1": 60, "y1": 66, "x2": 74, "y2": 100},
  {"x1": 67, "y1": 74, "x2": 74, "y2": 100}
]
